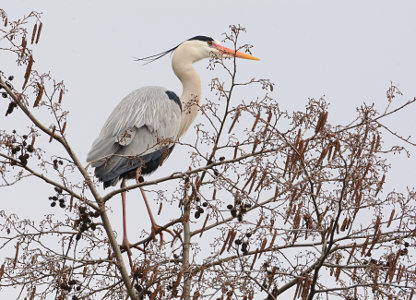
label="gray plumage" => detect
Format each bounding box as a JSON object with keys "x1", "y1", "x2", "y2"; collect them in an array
[
  {"x1": 86, "y1": 37, "x2": 258, "y2": 190},
  {"x1": 86, "y1": 86, "x2": 182, "y2": 187}
]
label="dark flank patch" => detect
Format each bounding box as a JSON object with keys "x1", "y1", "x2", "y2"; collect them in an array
[
  {"x1": 188, "y1": 36, "x2": 214, "y2": 42},
  {"x1": 98, "y1": 146, "x2": 175, "y2": 188},
  {"x1": 165, "y1": 90, "x2": 182, "y2": 111}
]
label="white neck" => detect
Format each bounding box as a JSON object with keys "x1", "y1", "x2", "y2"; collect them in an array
[{"x1": 172, "y1": 46, "x2": 203, "y2": 138}]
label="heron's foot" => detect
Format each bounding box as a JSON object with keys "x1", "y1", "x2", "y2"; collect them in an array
[
  {"x1": 119, "y1": 237, "x2": 136, "y2": 270},
  {"x1": 121, "y1": 236, "x2": 133, "y2": 255},
  {"x1": 149, "y1": 223, "x2": 176, "y2": 249}
]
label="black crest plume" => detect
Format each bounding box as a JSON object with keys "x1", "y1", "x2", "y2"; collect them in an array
[
  {"x1": 135, "y1": 44, "x2": 180, "y2": 65},
  {"x1": 187, "y1": 36, "x2": 214, "y2": 42},
  {"x1": 135, "y1": 36, "x2": 213, "y2": 65}
]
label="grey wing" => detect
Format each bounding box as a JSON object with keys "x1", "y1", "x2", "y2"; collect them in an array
[{"x1": 86, "y1": 86, "x2": 182, "y2": 186}]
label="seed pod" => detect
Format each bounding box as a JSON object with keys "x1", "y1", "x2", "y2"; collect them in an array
[
  {"x1": 332, "y1": 139, "x2": 341, "y2": 160},
  {"x1": 227, "y1": 230, "x2": 237, "y2": 252},
  {"x1": 252, "y1": 110, "x2": 261, "y2": 131},
  {"x1": 250, "y1": 250, "x2": 258, "y2": 270},
  {"x1": 262, "y1": 110, "x2": 272, "y2": 136},
  {"x1": 220, "y1": 230, "x2": 232, "y2": 255},
  {"x1": 31, "y1": 23, "x2": 38, "y2": 44},
  {"x1": 316, "y1": 146, "x2": 329, "y2": 167},
  {"x1": 243, "y1": 169, "x2": 257, "y2": 191},
  {"x1": 61, "y1": 122, "x2": 67, "y2": 134},
  {"x1": 248, "y1": 169, "x2": 257, "y2": 193},
  {"x1": 228, "y1": 108, "x2": 240, "y2": 134},
  {"x1": 21, "y1": 37, "x2": 27, "y2": 58},
  {"x1": 251, "y1": 137, "x2": 259, "y2": 154},
  {"x1": 347, "y1": 243, "x2": 356, "y2": 264},
  {"x1": 22, "y1": 55, "x2": 34, "y2": 89},
  {"x1": 13, "y1": 242, "x2": 20, "y2": 269},
  {"x1": 327, "y1": 144, "x2": 333, "y2": 161},
  {"x1": 49, "y1": 125, "x2": 56, "y2": 143},
  {"x1": 294, "y1": 129, "x2": 302, "y2": 148},
  {"x1": 269, "y1": 230, "x2": 277, "y2": 248},
  {"x1": 340, "y1": 217, "x2": 348, "y2": 232},
  {"x1": 282, "y1": 154, "x2": 291, "y2": 177},
  {"x1": 0, "y1": 264, "x2": 4, "y2": 281},
  {"x1": 35, "y1": 22, "x2": 43, "y2": 44},
  {"x1": 58, "y1": 89, "x2": 64, "y2": 103},
  {"x1": 387, "y1": 209, "x2": 395, "y2": 228},
  {"x1": 361, "y1": 236, "x2": 369, "y2": 256},
  {"x1": 374, "y1": 216, "x2": 381, "y2": 234},
  {"x1": 315, "y1": 111, "x2": 328, "y2": 133},
  {"x1": 255, "y1": 170, "x2": 268, "y2": 192},
  {"x1": 363, "y1": 124, "x2": 369, "y2": 142},
  {"x1": 375, "y1": 174, "x2": 385, "y2": 196},
  {"x1": 233, "y1": 142, "x2": 239, "y2": 160},
  {"x1": 258, "y1": 238, "x2": 267, "y2": 257},
  {"x1": 366, "y1": 230, "x2": 381, "y2": 257},
  {"x1": 375, "y1": 134, "x2": 381, "y2": 151},
  {"x1": 199, "y1": 214, "x2": 209, "y2": 237}
]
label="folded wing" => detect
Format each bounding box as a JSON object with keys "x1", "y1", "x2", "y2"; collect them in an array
[{"x1": 86, "y1": 86, "x2": 182, "y2": 187}]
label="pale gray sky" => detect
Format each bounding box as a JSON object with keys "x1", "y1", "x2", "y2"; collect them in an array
[{"x1": 1, "y1": 1, "x2": 416, "y2": 298}]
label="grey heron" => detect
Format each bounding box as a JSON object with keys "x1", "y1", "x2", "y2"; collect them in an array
[{"x1": 86, "y1": 35, "x2": 259, "y2": 250}]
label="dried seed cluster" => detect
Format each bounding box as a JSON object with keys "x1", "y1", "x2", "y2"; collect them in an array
[
  {"x1": 226, "y1": 201, "x2": 251, "y2": 222},
  {"x1": 53, "y1": 158, "x2": 64, "y2": 170},
  {"x1": 132, "y1": 269, "x2": 156, "y2": 299},
  {"x1": 60, "y1": 279, "x2": 81, "y2": 293},
  {"x1": 1, "y1": 75, "x2": 17, "y2": 116},
  {"x1": 8, "y1": 132, "x2": 35, "y2": 167},
  {"x1": 134, "y1": 283, "x2": 152, "y2": 298},
  {"x1": 194, "y1": 196, "x2": 209, "y2": 219},
  {"x1": 234, "y1": 232, "x2": 250, "y2": 255},
  {"x1": 48, "y1": 187, "x2": 66, "y2": 208},
  {"x1": 74, "y1": 206, "x2": 100, "y2": 240}
]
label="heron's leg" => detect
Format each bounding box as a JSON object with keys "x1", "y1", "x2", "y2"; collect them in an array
[
  {"x1": 138, "y1": 185, "x2": 175, "y2": 248},
  {"x1": 120, "y1": 179, "x2": 134, "y2": 270},
  {"x1": 120, "y1": 179, "x2": 130, "y2": 249}
]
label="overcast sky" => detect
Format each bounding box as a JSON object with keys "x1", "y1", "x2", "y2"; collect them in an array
[{"x1": 1, "y1": 1, "x2": 416, "y2": 298}]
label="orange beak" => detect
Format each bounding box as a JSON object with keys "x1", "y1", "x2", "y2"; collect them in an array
[{"x1": 211, "y1": 43, "x2": 260, "y2": 61}]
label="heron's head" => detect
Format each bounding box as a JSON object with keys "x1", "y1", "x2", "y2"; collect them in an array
[
  {"x1": 135, "y1": 35, "x2": 259, "y2": 65},
  {"x1": 177, "y1": 36, "x2": 260, "y2": 63}
]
